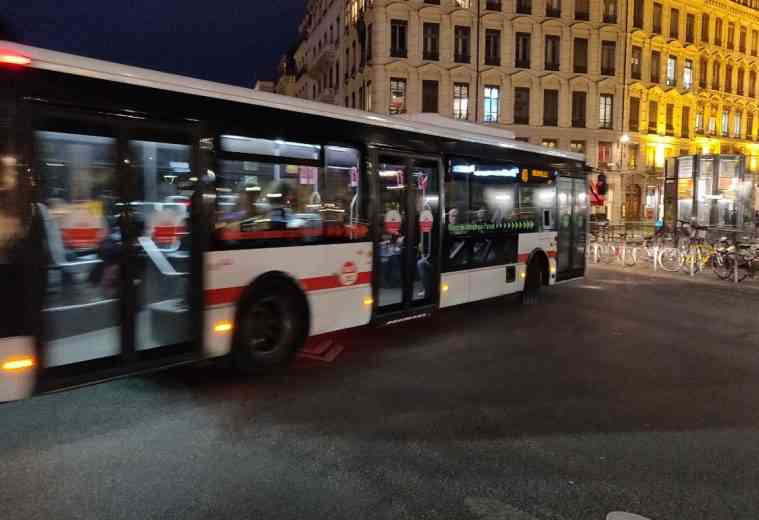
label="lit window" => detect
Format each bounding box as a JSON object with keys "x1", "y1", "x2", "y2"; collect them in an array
[
  {"x1": 666, "y1": 56, "x2": 677, "y2": 87},
  {"x1": 484, "y1": 86, "x2": 500, "y2": 123},
  {"x1": 389, "y1": 78, "x2": 407, "y2": 114},
  {"x1": 683, "y1": 59, "x2": 693, "y2": 89},
  {"x1": 599, "y1": 94, "x2": 614, "y2": 129},
  {"x1": 453, "y1": 83, "x2": 470, "y2": 120},
  {"x1": 541, "y1": 138, "x2": 558, "y2": 148},
  {"x1": 570, "y1": 140, "x2": 586, "y2": 154},
  {"x1": 722, "y1": 110, "x2": 729, "y2": 136},
  {"x1": 734, "y1": 112, "x2": 742, "y2": 138}
]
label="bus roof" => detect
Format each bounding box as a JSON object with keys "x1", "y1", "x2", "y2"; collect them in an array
[{"x1": 0, "y1": 41, "x2": 585, "y2": 163}]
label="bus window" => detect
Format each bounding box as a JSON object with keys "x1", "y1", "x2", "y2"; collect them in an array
[
  {"x1": 215, "y1": 136, "x2": 366, "y2": 244},
  {"x1": 129, "y1": 140, "x2": 193, "y2": 351},
  {"x1": 519, "y1": 184, "x2": 557, "y2": 231},
  {"x1": 36, "y1": 130, "x2": 121, "y2": 366},
  {"x1": 0, "y1": 154, "x2": 22, "y2": 264}
]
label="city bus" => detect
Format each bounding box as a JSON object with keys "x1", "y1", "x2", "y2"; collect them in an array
[{"x1": 0, "y1": 42, "x2": 588, "y2": 402}]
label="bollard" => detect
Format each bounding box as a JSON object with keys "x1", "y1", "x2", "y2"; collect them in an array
[
  {"x1": 734, "y1": 253, "x2": 739, "y2": 283},
  {"x1": 689, "y1": 249, "x2": 695, "y2": 277},
  {"x1": 653, "y1": 246, "x2": 658, "y2": 271}
]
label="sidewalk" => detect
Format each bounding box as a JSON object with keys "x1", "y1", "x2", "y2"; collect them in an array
[{"x1": 589, "y1": 260, "x2": 759, "y2": 293}]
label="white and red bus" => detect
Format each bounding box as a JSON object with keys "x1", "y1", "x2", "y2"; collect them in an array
[{"x1": 0, "y1": 43, "x2": 588, "y2": 402}]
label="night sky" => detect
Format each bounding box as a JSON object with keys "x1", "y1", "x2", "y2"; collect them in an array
[{"x1": 0, "y1": 1, "x2": 306, "y2": 87}]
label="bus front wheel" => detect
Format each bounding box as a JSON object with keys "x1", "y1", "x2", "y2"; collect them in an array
[
  {"x1": 522, "y1": 256, "x2": 546, "y2": 305},
  {"x1": 233, "y1": 278, "x2": 309, "y2": 373}
]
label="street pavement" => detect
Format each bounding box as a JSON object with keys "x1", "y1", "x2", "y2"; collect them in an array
[{"x1": 3, "y1": 267, "x2": 759, "y2": 520}]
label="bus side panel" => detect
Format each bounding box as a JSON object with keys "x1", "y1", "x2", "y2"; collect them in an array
[{"x1": 203, "y1": 242, "x2": 373, "y2": 357}]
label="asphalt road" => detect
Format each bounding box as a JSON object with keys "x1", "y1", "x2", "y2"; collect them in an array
[{"x1": 3, "y1": 268, "x2": 759, "y2": 520}]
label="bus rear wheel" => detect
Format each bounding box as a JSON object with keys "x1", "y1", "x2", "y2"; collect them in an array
[
  {"x1": 233, "y1": 279, "x2": 308, "y2": 373},
  {"x1": 522, "y1": 257, "x2": 546, "y2": 305}
]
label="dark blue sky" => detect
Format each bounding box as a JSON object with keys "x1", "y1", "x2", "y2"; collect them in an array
[{"x1": 0, "y1": 1, "x2": 305, "y2": 87}]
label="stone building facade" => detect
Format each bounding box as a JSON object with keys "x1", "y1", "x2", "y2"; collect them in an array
[{"x1": 280, "y1": 0, "x2": 759, "y2": 223}]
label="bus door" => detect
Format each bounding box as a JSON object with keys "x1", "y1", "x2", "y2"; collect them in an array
[
  {"x1": 32, "y1": 113, "x2": 199, "y2": 383},
  {"x1": 374, "y1": 153, "x2": 441, "y2": 318},
  {"x1": 556, "y1": 176, "x2": 588, "y2": 280}
]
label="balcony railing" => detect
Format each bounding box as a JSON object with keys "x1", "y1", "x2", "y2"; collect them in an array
[
  {"x1": 545, "y1": 61, "x2": 559, "y2": 71},
  {"x1": 601, "y1": 67, "x2": 616, "y2": 76},
  {"x1": 603, "y1": 14, "x2": 617, "y2": 24},
  {"x1": 423, "y1": 51, "x2": 439, "y2": 61},
  {"x1": 485, "y1": 56, "x2": 501, "y2": 66},
  {"x1": 455, "y1": 53, "x2": 471, "y2": 63},
  {"x1": 575, "y1": 11, "x2": 589, "y2": 21},
  {"x1": 515, "y1": 59, "x2": 530, "y2": 69},
  {"x1": 546, "y1": 7, "x2": 561, "y2": 17},
  {"x1": 572, "y1": 118, "x2": 586, "y2": 128}
]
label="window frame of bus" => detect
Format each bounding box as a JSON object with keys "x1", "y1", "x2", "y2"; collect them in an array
[{"x1": 213, "y1": 134, "x2": 369, "y2": 249}]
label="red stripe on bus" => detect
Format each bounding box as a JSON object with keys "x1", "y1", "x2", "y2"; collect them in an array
[
  {"x1": 219, "y1": 225, "x2": 369, "y2": 241},
  {"x1": 205, "y1": 271, "x2": 372, "y2": 306}
]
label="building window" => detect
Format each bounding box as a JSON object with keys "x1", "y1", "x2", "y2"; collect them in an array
[
  {"x1": 708, "y1": 115, "x2": 716, "y2": 135},
  {"x1": 453, "y1": 83, "x2": 469, "y2": 120},
  {"x1": 573, "y1": 38, "x2": 588, "y2": 74},
  {"x1": 738, "y1": 68, "x2": 745, "y2": 96},
  {"x1": 629, "y1": 96, "x2": 640, "y2": 131},
  {"x1": 728, "y1": 22, "x2": 735, "y2": 49},
  {"x1": 367, "y1": 24, "x2": 373, "y2": 61},
  {"x1": 740, "y1": 27, "x2": 747, "y2": 53},
  {"x1": 542, "y1": 138, "x2": 558, "y2": 148},
  {"x1": 516, "y1": 0, "x2": 531, "y2": 15},
  {"x1": 751, "y1": 71, "x2": 757, "y2": 97},
  {"x1": 422, "y1": 80, "x2": 439, "y2": 113},
  {"x1": 701, "y1": 14, "x2": 710, "y2": 43},
  {"x1": 454, "y1": 26, "x2": 471, "y2": 63},
  {"x1": 423, "y1": 23, "x2": 440, "y2": 60},
  {"x1": 748, "y1": 114, "x2": 754, "y2": 139},
  {"x1": 514, "y1": 87, "x2": 530, "y2": 124},
  {"x1": 546, "y1": 0, "x2": 560, "y2": 17},
  {"x1": 753, "y1": 30, "x2": 759, "y2": 57},
  {"x1": 515, "y1": 32, "x2": 531, "y2": 68},
  {"x1": 628, "y1": 144, "x2": 639, "y2": 170},
  {"x1": 601, "y1": 41, "x2": 616, "y2": 76},
  {"x1": 389, "y1": 78, "x2": 407, "y2": 114},
  {"x1": 722, "y1": 110, "x2": 729, "y2": 136},
  {"x1": 681, "y1": 106, "x2": 690, "y2": 137},
  {"x1": 390, "y1": 20, "x2": 408, "y2": 57},
  {"x1": 603, "y1": 0, "x2": 617, "y2": 23},
  {"x1": 456, "y1": 0, "x2": 471, "y2": 6},
  {"x1": 683, "y1": 59, "x2": 693, "y2": 90},
  {"x1": 486, "y1": 0, "x2": 502, "y2": 10},
  {"x1": 666, "y1": 56, "x2": 677, "y2": 87},
  {"x1": 695, "y1": 110, "x2": 704, "y2": 133},
  {"x1": 485, "y1": 30, "x2": 501, "y2": 66},
  {"x1": 670, "y1": 8, "x2": 679, "y2": 40},
  {"x1": 367, "y1": 81, "x2": 373, "y2": 111},
  {"x1": 726, "y1": 64, "x2": 733, "y2": 93},
  {"x1": 712, "y1": 61, "x2": 721, "y2": 90},
  {"x1": 652, "y1": 3, "x2": 662, "y2": 34},
  {"x1": 665, "y1": 104, "x2": 674, "y2": 135},
  {"x1": 352, "y1": 92, "x2": 356, "y2": 108},
  {"x1": 633, "y1": 0, "x2": 644, "y2": 29},
  {"x1": 648, "y1": 100, "x2": 658, "y2": 133},
  {"x1": 545, "y1": 35, "x2": 560, "y2": 71},
  {"x1": 699, "y1": 57, "x2": 707, "y2": 88},
  {"x1": 686, "y1": 14, "x2": 695, "y2": 44},
  {"x1": 543, "y1": 89, "x2": 558, "y2": 126},
  {"x1": 631, "y1": 46, "x2": 642, "y2": 80},
  {"x1": 598, "y1": 142, "x2": 613, "y2": 167},
  {"x1": 572, "y1": 91, "x2": 587, "y2": 128},
  {"x1": 715, "y1": 18, "x2": 723, "y2": 46},
  {"x1": 599, "y1": 94, "x2": 614, "y2": 129},
  {"x1": 651, "y1": 50, "x2": 661, "y2": 83},
  {"x1": 484, "y1": 86, "x2": 500, "y2": 123},
  {"x1": 734, "y1": 112, "x2": 742, "y2": 138},
  {"x1": 570, "y1": 141, "x2": 586, "y2": 155},
  {"x1": 575, "y1": 0, "x2": 589, "y2": 20}
]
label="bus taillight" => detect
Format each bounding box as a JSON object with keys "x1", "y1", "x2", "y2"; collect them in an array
[
  {"x1": 1, "y1": 356, "x2": 36, "y2": 371},
  {"x1": 0, "y1": 54, "x2": 31, "y2": 66}
]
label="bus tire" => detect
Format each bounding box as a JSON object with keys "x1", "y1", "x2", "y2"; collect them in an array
[
  {"x1": 522, "y1": 255, "x2": 547, "y2": 305},
  {"x1": 232, "y1": 276, "x2": 309, "y2": 373}
]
